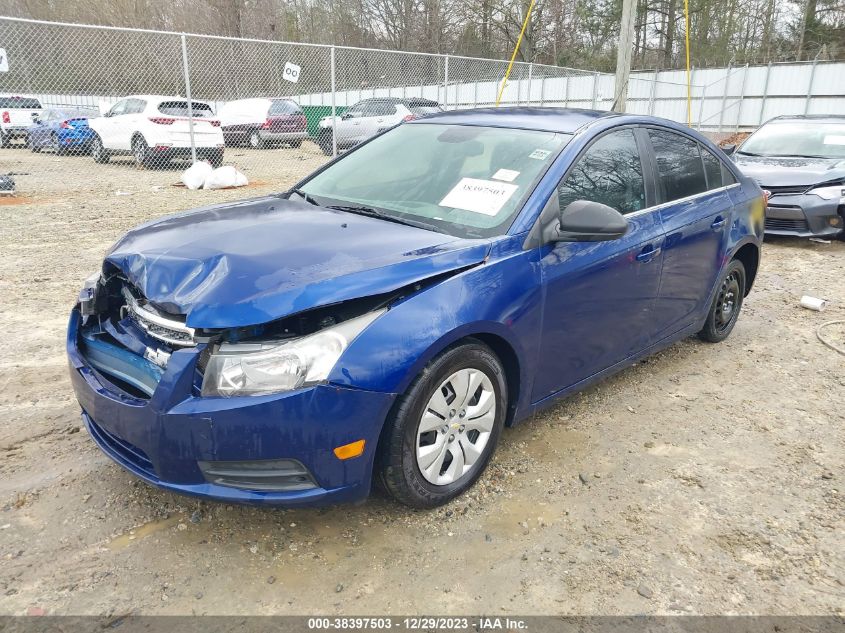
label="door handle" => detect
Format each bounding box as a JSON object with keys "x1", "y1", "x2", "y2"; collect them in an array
[
  {"x1": 636, "y1": 246, "x2": 661, "y2": 263},
  {"x1": 711, "y1": 216, "x2": 726, "y2": 230}
]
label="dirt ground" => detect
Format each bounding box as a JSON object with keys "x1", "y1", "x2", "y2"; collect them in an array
[{"x1": 0, "y1": 143, "x2": 843, "y2": 617}]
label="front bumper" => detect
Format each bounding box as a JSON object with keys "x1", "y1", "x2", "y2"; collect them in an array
[
  {"x1": 765, "y1": 192, "x2": 844, "y2": 237},
  {"x1": 67, "y1": 309, "x2": 396, "y2": 506}
]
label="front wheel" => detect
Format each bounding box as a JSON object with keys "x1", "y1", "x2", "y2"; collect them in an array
[
  {"x1": 377, "y1": 342, "x2": 507, "y2": 508},
  {"x1": 698, "y1": 260, "x2": 746, "y2": 343},
  {"x1": 91, "y1": 135, "x2": 110, "y2": 163},
  {"x1": 248, "y1": 130, "x2": 264, "y2": 149},
  {"x1": 51, "y1": 133, "x2": 66, "y2": 156},
  {"x1": 316, "y1": 129, "x2": 334, "y2": 155},
  {"x1": 132, "y1": 135, "x2": 150, "y2": 168},
  {"x1": 28, "y1": 134, "x2": 41, "y2": 153}
]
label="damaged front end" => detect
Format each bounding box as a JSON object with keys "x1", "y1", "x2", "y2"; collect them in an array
[{"x1": 73, "y1": 264, "x2": 467, "y2": 400}]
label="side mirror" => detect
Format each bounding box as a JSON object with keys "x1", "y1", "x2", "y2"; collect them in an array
[
  {"x1": 555, "y1": 200, "x2": 629, "y2": 242},
  {"x1": 721, "y1": 144, "x2": 736, "y2": 156},
  {"x1": 341, "y1": 112, "x2": 352, "y2": 120}
]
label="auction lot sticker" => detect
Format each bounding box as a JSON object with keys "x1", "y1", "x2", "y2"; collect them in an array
[{"x1": 439, "y1": 178, "x2": 518, "y2": 216}]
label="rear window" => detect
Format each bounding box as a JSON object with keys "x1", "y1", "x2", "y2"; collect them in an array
[
  {"x1": 269, "y1": 100, "x2": 302, "y2": 115},
  {"x1": 158, "y1": 101, "x2": 214, "y2": 117},
  {"x1": 648, "y1": 129, "x2": 708, "y2": 202},
  {"x1": 406, "y1": 100, "x2": 442, "y2": 115},
  {"x1": 0, "y1": 97, "x2": 42, "y2": 109}
]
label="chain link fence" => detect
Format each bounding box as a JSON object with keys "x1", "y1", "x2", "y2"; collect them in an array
[{"x1": 2, "y1": 15, "x2": 843, "y2": 169}]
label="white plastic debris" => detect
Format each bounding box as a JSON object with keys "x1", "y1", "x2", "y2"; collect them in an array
[
  {"x1": 181, "y1": 161, "x2": 214, "y2": 190},
  {"x1": 203, "y1": 165, "x2": 248, "y2": 190},
  {"x1": 800, "y1": 295, "x2": 827, "y2": 311}
]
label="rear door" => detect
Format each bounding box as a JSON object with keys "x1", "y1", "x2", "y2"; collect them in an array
[
  {"x1": 97, "y1": 99, "x2": 127, "y2": 148},
  {"x1": 532, "y1": 127, "x2": 666, "y2": 401},
  {"x1": 646, "y1": 128, "x2": 733, "y2": 339}
]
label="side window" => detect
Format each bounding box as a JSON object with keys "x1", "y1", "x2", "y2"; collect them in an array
[
  {"x1": 649, "y1": 129, "x2": 707, "y2": 201},
  {"x1": 700, "y1": 145, "x2": 724, "y2": 189},
  {"x1": 558, "y1": 128, "x2": 645, "y2": 215},
  {"x1": 108, "y1": 100, "x2": 127, "y2": 117},
  {"x1": 362, "y1": 101, "x2": 388, "y2": 117},
  {"x1": 345, "y1": 104, "x2": 365, "y2": 118},
  {"x1": 126, "y1": 99, "x2": 146, "y2": 114}
]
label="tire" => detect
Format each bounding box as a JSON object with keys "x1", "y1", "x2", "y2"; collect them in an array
[
  {"x1": 248, "y1": 130, "x2": 264, "y2": 149},
  {"x1": 289, "y1": 139, "x2": 302, "y2": 149},
  {"x1": 91, "y1": 135, "x2": 110, "y2": 164},
  {"x1": 0, "y1": 133, "x2": 8, "y2": 149},
  {"x1": 698, "y1": 259, "x2": 746, "y2": 343},
  {"x1": 132, "y1": 135, "x2": 150, "y2": 168},
  {"x1": 206, "y1": 149, "x2": 224, "y2": 168},
  {"x1": 28, "y1": 134, "x2": 41, "y2": 153},
  {"x1": 377, "y1": 341, "x2": 507, "y2": 508},
  {"x1": 51, "y1": 133, "x2": 66, "y2": 156},
  {"x1": 316, "y1": 129, "x2": 334, "y2": 156}
]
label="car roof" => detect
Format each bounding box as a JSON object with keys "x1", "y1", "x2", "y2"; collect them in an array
[
  {"x1": 123, "y1": 95, "x2": 212, "y2": 104},
  {"x1": 354, "y1": 97, "x2": 440, "y2": 105},
  {"x1": 410, "y1": 107, "x2": 619, "y2": 133},
  {"x1": 768, "y1": 114, "x2": 845, "y2": 124}
]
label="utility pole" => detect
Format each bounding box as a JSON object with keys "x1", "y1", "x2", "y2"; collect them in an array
[{"x1": 613, "y1": 0, "x2": 637, "y2": 112}]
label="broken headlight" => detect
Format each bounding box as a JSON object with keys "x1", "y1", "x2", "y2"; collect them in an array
[
  {"x1": 808, "y1": 184, "x2": 845, "y2": 201},
  {"x1": 201, "y1": 309, "x2": 385, "y2": 397}
]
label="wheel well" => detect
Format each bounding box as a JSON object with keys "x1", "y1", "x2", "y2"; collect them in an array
[
  {"x1": 732, "y1": 243, "x2": 759, "y2": 295},
  {"x1": 467, "y1": 333, "x2": 522, "y2": 427}
]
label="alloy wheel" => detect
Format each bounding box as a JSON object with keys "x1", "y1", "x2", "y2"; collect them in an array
[{"x1": 416, "y1": 368, "x2": 496, "y2": 486}]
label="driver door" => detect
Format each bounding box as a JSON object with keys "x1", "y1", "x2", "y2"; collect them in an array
[
  {"x1": 531, "y1": 127, "x2": 667, "y2": 401},
  {"x1": 335, "y1": 102, "x2": 366, "y2": 146},
  {"x1": 98, "y1": 99, "x2": 127, "y2": 149}
]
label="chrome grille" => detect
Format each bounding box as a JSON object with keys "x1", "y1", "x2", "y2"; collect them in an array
[{"x1": 122, "y1": 287, "x2": 196, "y2": 347}]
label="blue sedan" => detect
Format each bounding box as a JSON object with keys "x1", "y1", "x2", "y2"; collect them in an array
[
  {"x1": 67, "y1": 108, "x2": 764, "y2": 508},
  {"x1": 27, "y1": 107, "x2": 97, "y2": 154}
]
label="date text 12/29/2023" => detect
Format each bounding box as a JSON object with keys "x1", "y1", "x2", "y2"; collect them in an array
[{"x1": 307, "y1": 617, "x2": 528, "y2": 630}]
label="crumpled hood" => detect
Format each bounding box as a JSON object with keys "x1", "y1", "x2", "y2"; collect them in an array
[
  {"x1": 105, "y1": 196, "x2": 490, "y2": 329},
  {"x1": 733, "y1": 154, "x2": 845, "y2": 188}
]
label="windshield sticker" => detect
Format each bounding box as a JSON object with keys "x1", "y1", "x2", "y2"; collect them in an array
[
  {"x1": 823, "y1": 135, "x2": 845, "y2": 145},
  {"x1": 492, "y1": 168, "x2": 520, "y2": 182},
  {"x1": 439, "y1": 178, "x2": 519, "y2": 216},
  {"x1": 529, "y1": 149, "x2": 551, "y2": 160}
]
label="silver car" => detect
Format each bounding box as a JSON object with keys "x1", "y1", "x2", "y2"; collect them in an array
[{"x1": 728, "y1": 115, "x2": 845, "y2": 238}]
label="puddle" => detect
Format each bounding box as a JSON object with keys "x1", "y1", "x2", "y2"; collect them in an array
[{"x1": 107, "y1": 515, "x2": 184, "y2": 550}]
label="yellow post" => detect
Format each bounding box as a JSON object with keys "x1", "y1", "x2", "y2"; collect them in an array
[
  {"x1": 684, "y1": 0, "x2": 692, "y2": 125},
  {"x1": 495, "y1": 0, "x2": 538, "y2": 107}
]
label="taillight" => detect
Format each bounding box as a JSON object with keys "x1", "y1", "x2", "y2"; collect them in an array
[
  {"x1": 209, "y1": 120, "x2": 221, "y2": 127},
  {"x1": 60, "y1": 120, "x2": 71, "y2": 129},
  {"x1": 402, "y1": 114, "x2": 417, "y2": 122},
  {"x1": 297, "y1": 115, "x2": 307, "y2": 127},
  {"x1": 1, "y1": 111, "x2": 9, "y2": 124},
  {"x1": 148, "y1": 117, "x2": 175, "y2": 125},
  {"x1": 261, "y1": 118, "x2": 272, "y2": 129}
]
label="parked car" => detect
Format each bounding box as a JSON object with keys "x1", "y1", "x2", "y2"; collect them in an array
[
  {"x1": 218, "y1": 98, "x2": 307, "y2": 148},
  {"x1": 728, "y1": 115, "x2": 845, "y2": 238},
  {"x1": 27, "y1": 107, "x2": 98, "y2": 155},
  {"x1": 88, "y1": 95, "x2": 225, "y2": 168},
  {"x1": 0, "y1": 95, "x2": 42, "y2": 148},
  {"x1": 68, "y1": 108, "x2": 763, "y2": 508},
  {"x1": 315, "y1": 97, "x2": 442, "y2": 155}
]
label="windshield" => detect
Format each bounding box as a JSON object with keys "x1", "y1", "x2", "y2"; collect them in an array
[
  {"x1": 299, "y1": 123, "x2": 570, "y2": 238},
  {"x1": 739, "y1": 121, "x2": 845, "y2": 159}
]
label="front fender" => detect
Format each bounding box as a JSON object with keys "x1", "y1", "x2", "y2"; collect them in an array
[{"x1": 328, "y1": 238, "x2": 542, "y2": 420}]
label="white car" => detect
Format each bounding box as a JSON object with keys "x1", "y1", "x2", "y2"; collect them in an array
[
  {"x1": 315, "y1": 97, "x2": 442, "y2": 155},
  {"x1": 0, "y1": 95, "x2": 42, "y2": 148},
  {"x1": 88, "y1": 95, "x2": 225, "y2": 168}
]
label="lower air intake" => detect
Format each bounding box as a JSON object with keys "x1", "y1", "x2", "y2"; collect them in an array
[{"x1": 197, "y1": 459, "x2": 318, "y2": 492}]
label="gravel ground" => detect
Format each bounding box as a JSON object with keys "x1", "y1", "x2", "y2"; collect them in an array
[{"x1": 0, "y1": 143, "x2": 843, "y2": 616}]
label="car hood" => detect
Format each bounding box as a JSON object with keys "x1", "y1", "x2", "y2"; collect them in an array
[
  {"x1": 105, "y1": 196, "x2": 490, "y2": 329},
  {"x1": 732, "y1": 154, "x2": 845, "y2": 187}
]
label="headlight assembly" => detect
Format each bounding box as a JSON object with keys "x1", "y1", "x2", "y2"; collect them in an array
[
  {"x1": 201, "y1": 309, "x2": 385, "y2": 397},
  {"x1": 808, "y1": 184, "x2": 845, "y2": 201}
]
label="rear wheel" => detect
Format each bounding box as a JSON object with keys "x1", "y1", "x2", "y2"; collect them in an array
[
  {"x1": 377, "y1": 342, "x2": 507, "y2": 508},
  {"x1": 132, "y1": 135, "x2": 151, "y2": 168},
  {"x1": 0, "y1": 133, "x2": 8, "y2": 149},
  {"x1": 248, "y1": 130, "x2": 264, "y2": 149},
  {"x1": 698, "y1": 260, "x2": 746, "y2": 343},
  {"x1": 91, "y1": 135, "x2": 110, "y2": 163}
]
